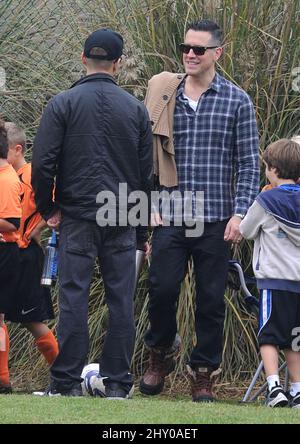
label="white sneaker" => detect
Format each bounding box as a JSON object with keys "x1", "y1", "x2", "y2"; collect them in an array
[
  {"x1": 32, "y1": 388, "x2": 61, "y2": 397},
  {"x1": 288, "y1": 391, "x2": 300, "y2": 409},
  {"x1": 32, "y1": 386, "x2": 82, "y2": 397},
  {"x1": 266, "y1": 382, "x2": 288, "y2": 407}
]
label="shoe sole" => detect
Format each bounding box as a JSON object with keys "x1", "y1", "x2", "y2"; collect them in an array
[
  {"x1": 290, "y1": 403, "x2": 300, "y2": 409},
  {"x1": 139, "y1": 380, "x2": 165, "y2": 396},
  {"x1": 193, "y1": 396, "x2": 215, "y2": 403},
  {"x1": 32, "y1": 391, "x2": 61, "y2": 397},
  {"x1": 267, "y1": 393, "x2": 289, "y2": 408},
  {"x1": 32, "y1": 391, "x2": 83, "y2": 397}
]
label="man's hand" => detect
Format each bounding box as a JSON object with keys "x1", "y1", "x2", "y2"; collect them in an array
[
  {"x1": 224, "y1": 216, "x2": 243, "y2": 243},
  {"x1": 143, "y1": 241, "x2": 151, "y2": 261},
  {"x1": 151, "y1": 212, "x2": 163, "y2": 227},
  {"x1": 137, "y1": 241, "x2": 151, "y2": 261},
  {"x1": 47, "y1": 210, "x2": 61, "y2": 228}
]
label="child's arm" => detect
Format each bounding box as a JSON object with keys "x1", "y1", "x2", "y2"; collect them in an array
[
  {"x1": 239, "y1": 200, "x2": 266, "y2": 240},
  {"x1": 0, "y1": 218, "x2": 19, "y2": 233},
  {"x1": 28, "y1": 219, "x2": 47, "y2": 245}
]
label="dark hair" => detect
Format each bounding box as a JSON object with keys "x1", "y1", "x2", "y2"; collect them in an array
[
  {"x1": 186, "y1": 19, "x2": 223, "y2": 46},
  {"x1": 0, "y1": 118, "x2": 8, "y2": 159},
  {"x1": 263, "y1": 139, "x2": 300, "y2": 182}
]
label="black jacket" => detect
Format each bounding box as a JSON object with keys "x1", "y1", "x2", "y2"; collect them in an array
[{"x1": 32, "y1": 73, "x2": 153, "y2": 239}]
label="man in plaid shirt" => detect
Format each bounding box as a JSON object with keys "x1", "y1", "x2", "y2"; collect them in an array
[{"x1": 140, "y1": 19, "x2": 260, "y2": 402}]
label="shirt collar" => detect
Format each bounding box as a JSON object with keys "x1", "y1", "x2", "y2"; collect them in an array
[
  {"x1": 210, "y1": 72, "x2": 222, "y2": 92},
  {"x1": 176, "y1": 78, "x2": 186, "y2": 98},
  {"x1": 176, "y1": 72, "x2": 222, "y2": 98}
]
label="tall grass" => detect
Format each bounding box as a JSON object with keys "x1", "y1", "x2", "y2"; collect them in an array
[{"x1": 0, "y1": 0, "x2": 299, "y2": 394}]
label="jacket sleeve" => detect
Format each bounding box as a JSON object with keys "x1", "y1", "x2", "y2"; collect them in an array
[
  {"x1": 138, "y1": 106, "x2": 154, "y2": 196},
  {"x1": 239, "y1": 200, "x2": 266, "y2": 239},
  {"x1": 234, "y1": 94, "x2": 260, "y2": 215},
  {"x1": 31, "y1": 98, "x2": 65, "y2": 220},
  {"x1": 136, "y1": 105, "x2": 154, "y2": 243}
]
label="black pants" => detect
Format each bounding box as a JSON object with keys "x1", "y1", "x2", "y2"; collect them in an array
[
  {"x1": 50, "y1": 216, "x2": 136, "y2": 392},
  {"x1": 145, "y1": 222, "x2": 230, "y2": 370},
  {"x1": 0, "y1": 243, "x2": 20, "y2": 314}
]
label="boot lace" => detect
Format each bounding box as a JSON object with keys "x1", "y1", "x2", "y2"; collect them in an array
[
  {"x1": 193, "y1": 372, "x2": 212, "y2": 391},
  {"x1": 149, "y1": 350, "x2": 170, "y2": 373}
]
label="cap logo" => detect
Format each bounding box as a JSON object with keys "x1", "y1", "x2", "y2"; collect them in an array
[
  {"x1": 84, "y1": 28, "x2": 123, "y2": 61},
  {"x1": 89, "y1": 47, "x2": 109, "y2": 58}
]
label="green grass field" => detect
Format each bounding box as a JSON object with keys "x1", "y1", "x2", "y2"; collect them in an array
[{"x1": 0, "y1": 394, "x2": 299, "y2": 424}]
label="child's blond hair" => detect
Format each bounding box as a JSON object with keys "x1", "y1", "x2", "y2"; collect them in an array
[{"x1": 4, "y1": 122, "x2": 26, "y2": 153}]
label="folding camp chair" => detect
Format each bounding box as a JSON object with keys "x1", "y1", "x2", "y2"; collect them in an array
[{"x1": 227, "y1": 260, "x2": 289, "y2": 403}]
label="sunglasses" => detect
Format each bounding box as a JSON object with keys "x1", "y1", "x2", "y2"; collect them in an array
[{"x1": 179, "y1": 43, "x2": 219, "y2": 56}]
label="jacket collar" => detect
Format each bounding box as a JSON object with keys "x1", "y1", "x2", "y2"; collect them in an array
[
  {"x1": 70, "y1": 73, "x2": 117, "y2": 89},
  {"x1": 150, "y1": 73, "x2": 186, "y2": 130}
]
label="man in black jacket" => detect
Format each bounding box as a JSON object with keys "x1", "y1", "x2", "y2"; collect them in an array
[{"x1": 32, "y1": 29, "x2": 153, "y2": 398}]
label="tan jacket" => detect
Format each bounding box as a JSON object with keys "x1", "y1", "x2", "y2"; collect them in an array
[{"x1": 144, "y1": 71, "x2": 186, "y2": 187}]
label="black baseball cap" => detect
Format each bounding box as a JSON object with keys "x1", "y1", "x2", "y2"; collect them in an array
[{"x1": 84, "y1": 28, "x2": 123, "y2": 61}]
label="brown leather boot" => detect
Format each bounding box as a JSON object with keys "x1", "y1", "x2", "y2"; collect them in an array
[
  {"x1": 187, "y1": 365, "x2": 220, "y2": 402},
  {"x1": 139, "y1": 336, "x2": 181, "y2": 396}
]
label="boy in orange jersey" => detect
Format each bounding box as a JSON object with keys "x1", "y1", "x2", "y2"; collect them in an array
[
  {"x1": 0, "y1": 119, "x2": 22, "y2": 394},
  {"x1": 0, "y1": 122, "x2": 58, "y2": 393}
]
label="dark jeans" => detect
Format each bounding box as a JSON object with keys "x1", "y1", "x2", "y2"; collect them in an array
[
  {"x1": 145, "y1": 221, "x2": 230, "y2": 370},
  {"x1": 50, "y1": 216, "x2": 136, "y2": 392}
]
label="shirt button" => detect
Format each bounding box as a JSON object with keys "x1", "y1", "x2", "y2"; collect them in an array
[{"x1": 163, "y1": 95, "x2": 168, "y2": 100}]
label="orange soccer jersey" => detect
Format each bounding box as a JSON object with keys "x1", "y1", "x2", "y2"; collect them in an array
[
  {"x1": 262, "y1": 184, "x2": 273, "y2": 192},
  {"x1": 262, "y1": 179, "x2": 300, "y2": 192},
  {"x1": 0, "y1": 164, "x2": 22, "y2": 243},
  {"x1": 17, "y1": 163, "x2": 43, "y2": 249}
]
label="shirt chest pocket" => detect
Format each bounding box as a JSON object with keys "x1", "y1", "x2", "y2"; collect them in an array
[{"x1": 208, "y1": 112, "x2": 235, "y2": 136}]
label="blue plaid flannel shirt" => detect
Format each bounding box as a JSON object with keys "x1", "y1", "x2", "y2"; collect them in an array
[{"x1": 159, "y1": 72, "x2": 260, "y2": 223}]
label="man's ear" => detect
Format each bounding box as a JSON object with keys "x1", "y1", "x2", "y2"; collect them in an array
[
  {"x1": 113, "y1": 58, "x2": 122, "y2": 74},
  {"x1": 81, "y1": 52, "x2": 87, "y2": 66},
  {"x1": 214, "y1": 46, "x2": 223, "y2": 62}
]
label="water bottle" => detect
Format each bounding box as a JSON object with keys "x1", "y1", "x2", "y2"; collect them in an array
[{"x1": 41, "y1": 230, "x2": 59, "y2": 287}]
